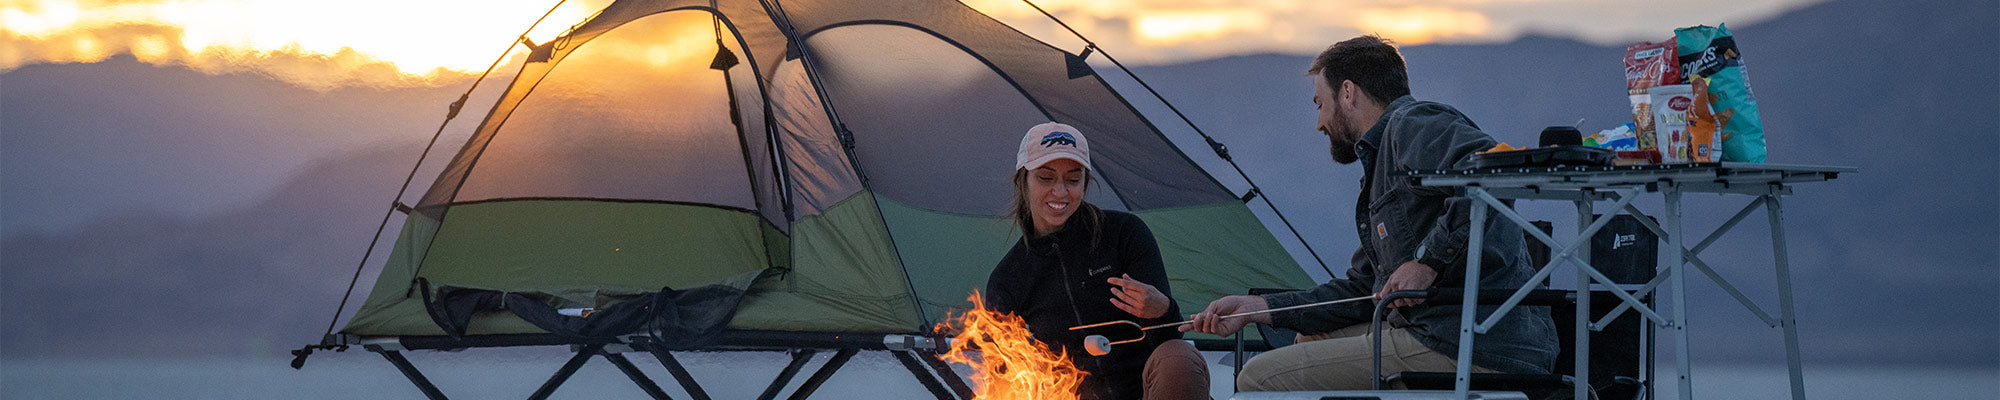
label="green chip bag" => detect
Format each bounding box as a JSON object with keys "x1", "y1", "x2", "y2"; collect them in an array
[{"x1": 1676, "y1": 24, "x2": 1767, "y2": 163}]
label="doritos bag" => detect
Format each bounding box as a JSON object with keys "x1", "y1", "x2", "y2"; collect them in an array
[{"x1": 1676, "y1": 24, "x2": 1766, "y2": 163}]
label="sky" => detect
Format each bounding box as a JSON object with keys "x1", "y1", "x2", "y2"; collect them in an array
[
  {"x1": 0, "y1": 1, "x2": 1994, "y2": 397},
  {"x1": 0, "y1": 0, "x2": 1827, "y2": 91}
]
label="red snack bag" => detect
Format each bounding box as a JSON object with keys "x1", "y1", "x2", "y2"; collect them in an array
[
  {"x1": 1625, "y1": 40, "x2": 1683, "y2": 94},
  {"x1": 1625, "y1": 39, "x2": 1683, "y2": 160}
]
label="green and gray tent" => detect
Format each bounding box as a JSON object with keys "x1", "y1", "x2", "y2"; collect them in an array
[{"x1": 311, "y1": 0, "x2": 1316, "y2": 397}]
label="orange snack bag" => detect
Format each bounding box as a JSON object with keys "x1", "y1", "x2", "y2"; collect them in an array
[{"x1": 1686, "y1": 77, "x2": 1732, "y2": 163}]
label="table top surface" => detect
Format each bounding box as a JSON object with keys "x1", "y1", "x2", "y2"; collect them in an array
[{"x1": 1410, "y1": 162, "x2": 1858, "y2": 189}]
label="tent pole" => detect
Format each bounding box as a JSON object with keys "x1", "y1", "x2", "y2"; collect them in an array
[
  {"x1": 310, "y1": 0, "x2": 580, "y2": 340},
  {"x1": 757, "y1": 349, "x2": 820, "y2": 400},
  {"x1": 761, "y1": 0, "x2": 932, "y2": 329},
  {"x1": 527, "y1": 344, "x2": 602, "y2": 400},
  {"x1": 602, "y1": 352, "x2": 674, "y2": 400},
  {"x1": 785, "y1": 348, "x2": 859, "y2": 400},
  {"x1": 379, "y1": 350, "x2": 450, "y2": 400},
  {"x1": 1015, "y1": 0, "x2": 1335, "y2": 277},
  {"x1": 893, "y1": 350, "x2": 961, "y2": 400}
]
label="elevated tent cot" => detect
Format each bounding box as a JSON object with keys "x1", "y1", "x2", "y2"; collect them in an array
[{"x1": 301, "y1": 0, "x2": 1320, "y2": 398}]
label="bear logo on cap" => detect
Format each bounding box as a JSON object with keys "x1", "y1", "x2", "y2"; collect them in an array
[{"x1": 1040, "y1": 131, "x2": 1077, "y2": 148}]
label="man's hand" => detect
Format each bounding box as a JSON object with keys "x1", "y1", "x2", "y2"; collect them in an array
[
  {"x1": 1375, "y1": 259, "x2": 1438, "y2": 308},
  {"x1": 1107, "y1": 273, "x2": 1170, "y2": 319},
  {"x1": 1178, "y1": 295, "x2": 1269, "y2": 336}
]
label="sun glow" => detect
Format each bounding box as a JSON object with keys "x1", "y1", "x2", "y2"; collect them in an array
[
  {"x1": 0, "y1": 0, "x2": 609, "y2": 90},
  {"x1": 1133, "y1": 9, "x2": 1266, "y2": 45},
  {"x1": 1353, "y1": 6, "x2": 1493, "y2": 44}
]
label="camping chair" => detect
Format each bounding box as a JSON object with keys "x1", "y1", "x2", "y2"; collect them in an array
[
  {"x1": 1369, "y1": 289, "x2": 1652, "y2": 400},
  {"x1": 1370, "y1": 217, "x2": 1658, "y2": 400},
  {"x1": 1228, "y1": 218, "x2": 1655, "y2": 400}
]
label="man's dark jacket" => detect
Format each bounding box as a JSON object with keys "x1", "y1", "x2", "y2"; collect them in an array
[{"x1": 1262, "y1": 95, "x2": 1560, "y2": 374}]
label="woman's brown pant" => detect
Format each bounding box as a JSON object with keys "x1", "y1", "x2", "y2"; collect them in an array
[{"x1": 1142, "y1": 339, "x2": 1210, "y2": 400}]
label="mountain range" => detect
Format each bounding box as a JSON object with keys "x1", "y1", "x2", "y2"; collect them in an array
[{"x1": 2, "y1": 0, "x2": 1993, "y2": 367}]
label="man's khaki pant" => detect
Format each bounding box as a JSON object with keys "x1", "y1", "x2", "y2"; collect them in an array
[{"x1": 1235, "y1": 323, "x2": 1496, "y2": 392}]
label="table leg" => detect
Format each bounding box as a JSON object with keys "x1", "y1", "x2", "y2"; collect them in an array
[
  {"x1": 1575, "y1": 199, "x2": 1594, "y2": 400},
  {"x1": 1766, "y1": 194, "x2": 1807, "y2": 400},
  {"x1": 1666, "y1": 185, "x2": 1693, "y2": 400},
  {"x1": 1455, "y1": 187, "x2": 1487, "y2": 400}
]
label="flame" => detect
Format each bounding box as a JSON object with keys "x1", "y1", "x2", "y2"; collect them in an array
[
  {"x1": 936, "y1": 292, "x2": 1087, "y2": 400},
  {"x1": 0, "y1": 0, "x2": 609, "y2": 90}
]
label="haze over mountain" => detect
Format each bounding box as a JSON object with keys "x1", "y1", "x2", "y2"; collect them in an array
[
  {"x1": 1121, "y1": 0, "x2": 1997, "y2": 367},
  {"x1": 2, "y1": 0, "x2": 1993, "y2": 370},
  {"x1": 1, "y1": 59, "x2": 469, "y2": 234}
]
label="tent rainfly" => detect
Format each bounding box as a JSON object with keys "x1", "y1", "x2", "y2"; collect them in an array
[{"x1": 294, "y1": 0, "x2": 1320, "y2": 398}]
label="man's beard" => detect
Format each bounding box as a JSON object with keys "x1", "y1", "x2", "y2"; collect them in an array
[
  {"x1": 1329, "y1": 134, "x2": 1358, "y2": 164},
  {"x1": 1326, "y1": 106, "x2": 1359, "y2": 164}
]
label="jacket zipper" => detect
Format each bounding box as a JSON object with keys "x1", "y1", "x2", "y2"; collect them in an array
[
  {"x1": 1053, "y1": 242, "x2": 1087, "y2": 327},
  {"x1": 1051, "y1": 241, "x2": 1110, "y2": 398}
]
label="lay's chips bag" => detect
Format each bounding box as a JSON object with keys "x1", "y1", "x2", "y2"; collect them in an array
[{"x1": 1676, "y1": 24, "x2": 1766, "y2": 163}]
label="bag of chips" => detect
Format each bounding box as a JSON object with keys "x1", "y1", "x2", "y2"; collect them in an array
[
  {"x1": 1649, "y1": 84, "x2": 1695, "y2": 163},
  {"x1": 1686, "y1": 76, "x2": 1729, "y2": 162},
  {"x1": 1624, "y1": 40, "x2": 1681, "y2": 159},
  {"x1": 1676, "y1": 24, "x2": 1766, "y2": 163},
  {"x1": 1625, "y1": 40, "x2": 1682, "y2": 90}
]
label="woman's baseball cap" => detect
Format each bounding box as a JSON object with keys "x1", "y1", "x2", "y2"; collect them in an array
[{"x1": 1016, "y1": 122, "x2": 1090, "y2": 170}]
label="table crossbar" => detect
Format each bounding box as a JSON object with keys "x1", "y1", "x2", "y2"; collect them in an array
[
  {"x1": 1466, "y1": 189, "x2": 1668, "y2": 332},
  {"x1": 1412, "y1": 163, "x2": 1851, "y2": 400}
]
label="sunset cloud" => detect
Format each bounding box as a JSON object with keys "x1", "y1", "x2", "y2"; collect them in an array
[
  {"x1": 965, "y1": 0, "x2": 1825, "y2": 63},
  {"x1": 1132, "y1": 9, "x2": 1267, "y2": 45},
  {"x1": 1, "y1": 0, "x2": 1825, "y2": 90},
  {"x1": 1352, "y1": 6, "x2": 1492, "y2": 44},
  {"x1": 0, "y1": 0, "x2": 605, "y2": 90}
]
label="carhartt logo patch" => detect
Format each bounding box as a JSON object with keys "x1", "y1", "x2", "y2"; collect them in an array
[{"x1": 1375, "y1": 223, "x2": 1388, "y2": 240}]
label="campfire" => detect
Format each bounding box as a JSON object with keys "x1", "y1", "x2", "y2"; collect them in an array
[{"x1": 936, "y1": 292, "x2": 1087, "y2": 400}]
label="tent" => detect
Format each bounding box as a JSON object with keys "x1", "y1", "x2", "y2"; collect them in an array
[{"x1": 296, "y1": 0, "x2": 1319, "y2": 398}]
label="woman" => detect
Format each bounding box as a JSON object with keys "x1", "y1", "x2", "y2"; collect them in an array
[{"x1": 984, "y1": 122, "x2": 1209, "y2": 400}]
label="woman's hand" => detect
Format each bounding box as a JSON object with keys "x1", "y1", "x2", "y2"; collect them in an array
[{"x1": 1107, "y1": 273, "x2": 1170, "y2": 319}]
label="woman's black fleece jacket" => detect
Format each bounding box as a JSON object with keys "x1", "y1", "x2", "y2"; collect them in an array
[{"x1": 985, "y1": 208, "x2": 1184, "y2": 400}]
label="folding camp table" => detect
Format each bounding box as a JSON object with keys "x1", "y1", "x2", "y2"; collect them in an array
[{"x1": 1408, "y1": 162, "x2": 1854, "y2": 400}]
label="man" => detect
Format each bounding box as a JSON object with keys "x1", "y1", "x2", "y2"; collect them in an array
[{"x1": 1181, "y1": 35, "x2": 1558, "y2": 391}]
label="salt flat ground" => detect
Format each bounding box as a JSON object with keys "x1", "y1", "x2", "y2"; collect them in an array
[{"x1": 4, "y1": 349, "x2": 1992, "y2": 399}]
